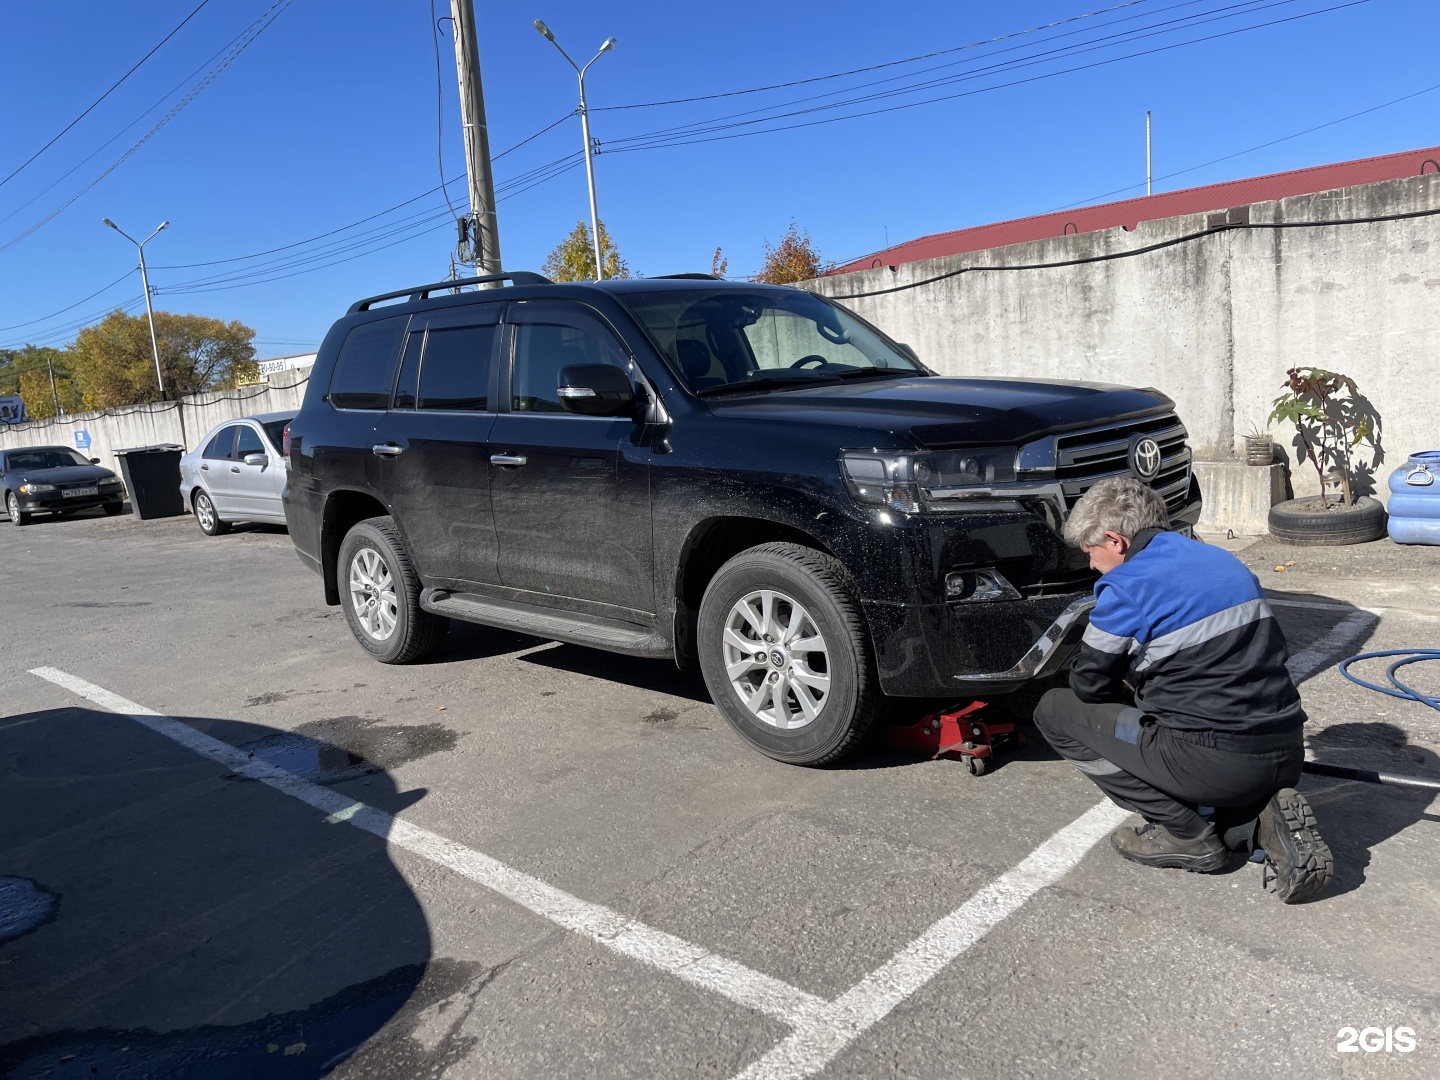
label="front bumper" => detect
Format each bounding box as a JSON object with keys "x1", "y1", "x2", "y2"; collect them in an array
[
  {"x1": 865, "y1": 590, "x2": 1095, "y2": 697},
  {"x1": 17, "y1": 489, "x2": 125, "y2": 514}
]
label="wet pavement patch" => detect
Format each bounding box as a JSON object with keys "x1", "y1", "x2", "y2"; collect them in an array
[
  {"x1": 0, "y1": 877, "x2": 58, "y2": 944},
  {"x1": 234, "y1": 717, "x2": 459, "y2": 784},
  {"x1": 0, "y1": 959, "x2": 496, "y2": 1080}
]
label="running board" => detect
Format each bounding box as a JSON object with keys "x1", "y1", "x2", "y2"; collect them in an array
[{"x1": 419, "y1": 588, "x2": 672, "y2": 659}]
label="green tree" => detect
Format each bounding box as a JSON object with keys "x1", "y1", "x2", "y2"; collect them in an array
[
  {"x1": 542, "y1": 220, "x2": 630, "y2": 282},
  {"x1": 70, "y1": 310, "x2": 258, "y2": 408},
  {"x1": 7, "y1": 345, "x2": 83, "y2": 419},
  {"x1": 755, "y1": 221, "x2": 829, "y2": 284}
]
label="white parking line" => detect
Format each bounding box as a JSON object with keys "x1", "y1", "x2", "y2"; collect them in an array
[{"x1": 28, "y1": 600, "x2": 1372, "y2": 1080}]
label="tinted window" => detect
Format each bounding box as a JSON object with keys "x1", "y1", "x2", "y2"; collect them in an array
[
  {"x1": 511, "y1": 304, "x2": 628, "y2": 414},
  {"x1": 204, "y1": 427, "x2": 237, "y2": 460},
  {"x1": 236, "y1": 426, "x2": 265, "y2": 458},
  {"x1": 329, "y1": 317, "x2": 406, "y2": 409},
  {"x1": 261, "y1": 418, "x2": 290, "y2": 449},
  {"x1": 419, "y1": 325, "x2": 497, "y2": 411}
]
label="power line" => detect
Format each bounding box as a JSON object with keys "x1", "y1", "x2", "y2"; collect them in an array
[
  {"x1": 602, "y1": 1, "x2": 1369, "y2": 154},
  {"x1": 0, "y1": 0, "x2": 295, "y2": 255},
  {"x1": 0, "y1": 0, "x2": 213, "y2": 191},
  {"x1": 0, "y1": 271, "x2": 133, "y2": 333},
  {"x1": 429, "y1": 0, "x2": 463, "y2": 226},
  {"x1": 595, "y1": 0, "x2": 1157, "y2": 111}
]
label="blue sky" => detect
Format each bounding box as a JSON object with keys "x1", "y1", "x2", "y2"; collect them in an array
[{"x1": 2, "y1": 0, "x2": 1436, "y2": 357}]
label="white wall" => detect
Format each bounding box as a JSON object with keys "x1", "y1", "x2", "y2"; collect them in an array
[
  {"x1": 807, "y1": 173, "x2": 1440, "y2": 502},
  {"x1": 0, "y1": 367, "x2": 312, "y2": 473}
]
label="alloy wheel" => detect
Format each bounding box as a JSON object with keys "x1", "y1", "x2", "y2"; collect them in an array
[
  {"x1": 348, "y1": 547, "x2": 399, "y2": 641},
  {"x1": 6, "y1": 493, "x2": 19, "y2": 525},
  {"x1": 195, "y1": 493, "x2": 215, "y2": 531},
  {"x1": 721, "y1": 588, "x2": 831, "y2": 729}
]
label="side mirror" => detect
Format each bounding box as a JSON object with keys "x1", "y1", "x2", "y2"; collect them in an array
[
  {"x1": 243, "y1": 453, "x2": 269, "y2": 467},
  {"x1": 89, "y1": 457, "x2": 101, "y2": 465},
  {"x1": 557, "y1": 364, "x2": 637, "y2": 417}
]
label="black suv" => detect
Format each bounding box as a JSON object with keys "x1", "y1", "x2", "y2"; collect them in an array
[{"x1": 283, "y1": 272, "x2": 1199, "y2": 765}]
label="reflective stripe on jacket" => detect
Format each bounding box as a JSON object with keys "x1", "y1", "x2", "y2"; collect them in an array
[{"x1": 1069, "y1": 528, "x2": 1306, "y2": 735}]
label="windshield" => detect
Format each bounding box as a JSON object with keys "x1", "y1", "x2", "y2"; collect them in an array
[
  {"x1": 619, "y1": 288, "x2": 925, "y2": 394},
  {"x1": 4, "y1": 448, "x2": 92, "y2": 470}
]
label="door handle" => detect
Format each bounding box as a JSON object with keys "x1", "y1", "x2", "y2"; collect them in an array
[
  {"x1": 230, "y1": 466, "x2": 240, "y2": 473},
  {"x1": 200, "y1": 464, "x2": 209, "y2": 471},
  {"x1": 490, "y1": 453, "x2": 527, "y2": 467},
  {"x1": 372, "y1": 443, "x2": 405, "y2": 457}
]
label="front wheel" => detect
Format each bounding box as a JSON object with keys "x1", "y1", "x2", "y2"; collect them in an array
[
  {"x1": 337, "y1": 516, "x2": 448, "y2": 664},
  {"x1": 697, "y1": 542, "x2": 883, "y2": 765},
  {"x1": 6, "y1": 492, "x2": 31, "y2": 526}
]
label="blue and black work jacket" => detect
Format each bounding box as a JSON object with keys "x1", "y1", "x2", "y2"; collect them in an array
[{"x1": 1070, "y1": 528, "x2": 1306, "y2": 735}]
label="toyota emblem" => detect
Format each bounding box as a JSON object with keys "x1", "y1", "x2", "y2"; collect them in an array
[{"x1": 1129, "y1": 435, "x2": 1163, "y2": 480}]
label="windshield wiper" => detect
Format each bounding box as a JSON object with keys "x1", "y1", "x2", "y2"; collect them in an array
[
  {"x1": 696, "y1": 374, "x2": 842, "y2": 397},
  {"x1": 830, "y1": 366, "x2": 916, "y2": 380}
]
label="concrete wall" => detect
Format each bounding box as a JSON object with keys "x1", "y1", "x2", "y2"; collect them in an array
[
  {"x1": 0, "y1": 367, "x2": 312, "y2": 474},
  {"x1": 808, "y1": 173, "x2": 1440, "y2": 504}
]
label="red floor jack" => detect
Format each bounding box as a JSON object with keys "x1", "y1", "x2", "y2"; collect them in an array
[{"x1": 883, "y1": 700, "x2": 1019, "y2": 776}]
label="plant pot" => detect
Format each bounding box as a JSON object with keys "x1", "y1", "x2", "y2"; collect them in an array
[
  {"x1": 1243, "y1": 434, "x2": 1273, "y2": 466},
  {"x1": 1267, "y1": 495, "x2": 1387, "y2": 546}
]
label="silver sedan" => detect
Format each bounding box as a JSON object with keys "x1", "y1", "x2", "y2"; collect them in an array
[{"x1": 178, "y1": 411, "x2": 295, "y2": 535}]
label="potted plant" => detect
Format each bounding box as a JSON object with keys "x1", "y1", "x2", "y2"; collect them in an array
[{"x1": 1265, "y1": 366, "x2": 1385, "y2": 545}]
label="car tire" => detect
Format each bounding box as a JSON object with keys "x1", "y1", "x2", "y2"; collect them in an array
[
  {"x1": 102, "y1": 502, "x2": 124, "y2": 516},
  {"x1": 192, "y1": 490, "x2": 231, "y2": 536},
  {"x1": 6, "y1": 492, "x2": 31, "y2": 527},
  {"x1": 697, "y1": 542, "x2": 883, "y2": 765},
  {"x1": 1267, "y1": 495, "x2": 1387, "y2": 546},
  {"x1": 337, "y1": 516, "x2": 449, "y2": 664}
]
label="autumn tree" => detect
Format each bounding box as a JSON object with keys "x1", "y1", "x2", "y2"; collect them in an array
[
  {"x1": 710, "y1": 247, "x2": 728, "y2": 279},
  {"x1": 542, "y1": 220, "x2": 630, "y2": 282},
  {"x1": 70, "y1": 310, "x2": 258, "y2": 408},
  {"x1": 754, "y1": 221, "x2": 829, "y2": 284},
  {"x1": 4, "y1": 345, "x2": 83, "y2": 420}
]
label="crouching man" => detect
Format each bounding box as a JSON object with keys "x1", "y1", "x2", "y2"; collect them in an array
[{"x1": 1034, "y1": 476, "x2": 1333, "y2": 903}]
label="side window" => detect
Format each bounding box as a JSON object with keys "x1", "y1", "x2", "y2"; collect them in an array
[
  {"x1": 328, "y1": 317, "x2": 406, "y2": 409},
  {"x1": 419, "y1": 325, "x2": 497, "y2": 411},
  {"x1": 235, "y1": 427, "x2": 265, "y2": 459},
  {"x1": 204, "y1": 426, "x2": 237, "y2": 460},
  {"x1": 511, "y1": 303, "x2": 629, "y2": 413}
]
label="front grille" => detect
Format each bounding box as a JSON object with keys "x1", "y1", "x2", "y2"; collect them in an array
[{"x1": 1054, "y1": 413, "x2": 1193, "y2": 514}]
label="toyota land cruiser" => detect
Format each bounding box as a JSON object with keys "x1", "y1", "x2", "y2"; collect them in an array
[{"x1": 283, "y1": 271, "x2": 1200, "y2": 765}]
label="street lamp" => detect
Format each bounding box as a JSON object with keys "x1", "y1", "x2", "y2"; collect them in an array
[
  {"x1": 102, "y1": 217, "x2": 169, "y2": 399},
  {"x1": 534, "y1": 20, "x2": 615, "y2": 280}
]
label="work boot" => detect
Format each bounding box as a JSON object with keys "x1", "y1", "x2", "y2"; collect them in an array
[
  {"x1": 1255, "y1": 788, "x2": 1333, "y2": 904},
  {"x1": 1110, "y1": 820, "x2": 1228, "y2": 873}
]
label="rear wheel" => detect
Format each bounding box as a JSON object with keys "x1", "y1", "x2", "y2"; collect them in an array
[
  {"x1": 192, "y1": 489, "x2": 230, "y2": 536},
  {"x1": 697, "y1": 542, "x2": 882, "y2": 765},
  {"x1": 6, "y1": 492, "x2": 31, "y2": 526},
  {"x1": 337, "y1": 516, "x2": 448, "y2": 664}
]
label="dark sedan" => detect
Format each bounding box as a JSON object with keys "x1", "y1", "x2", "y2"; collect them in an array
[{"x1": 1, "y1": 446, "x2": 127, "y2": 526}]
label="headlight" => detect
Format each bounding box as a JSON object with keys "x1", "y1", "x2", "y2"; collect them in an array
[
  {"x1": 840, "y1": 448, "x2": 1017, "y2": 513},
  {"x1": 18, "y1": 483, "x2": 57, "y2": 494},
  {"x1": 99, "y1": 477, "x2": 122, "y2": 487}
]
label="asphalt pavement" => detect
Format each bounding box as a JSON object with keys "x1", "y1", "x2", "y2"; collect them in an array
[{"x1": 2, "y1": 508, "x2": 1437, "y2": 1079}]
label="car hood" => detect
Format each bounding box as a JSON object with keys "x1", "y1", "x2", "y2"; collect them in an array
[
  {"x1": 702, "y1": 375, "x2": 1175, "y2": 447},
  {"x1": 7, "y1": 464, "x2": 118, "y2": 486}
]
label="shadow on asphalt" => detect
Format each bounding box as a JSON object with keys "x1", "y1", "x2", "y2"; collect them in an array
[{"x1": 0, "y1": 705, "x2": 485, "y2": 1079}]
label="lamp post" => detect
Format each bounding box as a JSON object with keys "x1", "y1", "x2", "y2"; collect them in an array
[
  {"x1": 533, "y1": 20, "x2": 614, "y2": 280},
  {"x1": 102, "y1": 217, "x2": 169, "y2": 399}
]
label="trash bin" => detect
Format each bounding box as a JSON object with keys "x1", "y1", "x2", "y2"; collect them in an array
[{"x1": 113, "y1": 444, "x2": 186, "y2": 520}]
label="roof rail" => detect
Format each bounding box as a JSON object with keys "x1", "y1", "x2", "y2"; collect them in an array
[
  {"x1": 348, "y1": 271, "x2": 552, "y2": 313},
  {"x1": 653, "y1": 273, "x2": 722, "y2": 280}
]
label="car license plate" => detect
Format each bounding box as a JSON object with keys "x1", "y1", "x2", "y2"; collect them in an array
[{"x1": 63, "y1": 486, "x2": 98, "y2": 498}]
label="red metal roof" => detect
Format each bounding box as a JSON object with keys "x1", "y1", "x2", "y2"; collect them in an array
[{"x1": 828, "y1": 144, "x2": 1440, "y2": 275}]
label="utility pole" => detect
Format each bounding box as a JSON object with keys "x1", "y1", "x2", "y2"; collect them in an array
[
  {"x1": 1146, "y1": 110, "x2": 1153, "y2": 197},
  {"x1": 102, "y1": 217, "x2": 168, "y2": 400},
  {"x1": 450, "y1": 0, "x2": 502, "y2": 281},
  {"x1": 46, "y1": 357, "x2": 61, "y2": 417}
]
